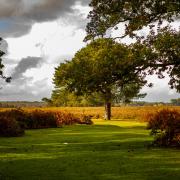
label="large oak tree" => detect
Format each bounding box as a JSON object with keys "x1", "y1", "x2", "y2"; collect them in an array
[{"x1": 53, "y1": 38, "x2": 148, "y2": 119}]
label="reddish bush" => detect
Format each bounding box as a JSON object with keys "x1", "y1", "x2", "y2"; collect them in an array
[
  {"x1": 26, "y1": 110, "x2": 58, "y2": 129},
  {"x1": 0, "y1": 116, "x2": 25, "y2": 137},
  {"x1": 147, "y1": 109, "x2": 180, "y2": 147},
  {"x1": 0, "y1": 108, "x2": 27, "y2": 124},
  {"x1": 55, "y1": 112, "x2": 94, "y2": 126},
  {"x1": 79, "y1": 115, "x2": 94, "y2": 125},
  {"x1": 55, "y1": 112, "x2": 81, "y2": 126},
  {"x1": 0, "y1": 109, "x2": 93, "y2": 138}
]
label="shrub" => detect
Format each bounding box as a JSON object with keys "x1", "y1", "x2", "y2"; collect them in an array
[
  {"x1": 0, "y1": 108, "x2": 29, "y2": 129},
  {"x1": 55, "y1": 112, "x2": 81, "y2": 126},
  {"x1": 27, "y1": 111, "x2": 92, "y2": 128},
  {"x1": 147, "y1": 109, "x2": 180, "y2": 147},
  {"x1": 79, "y1": 115, "x2": 94, "y2": 125},
  {"x1": 0, "y1": 109, "x2": 93, "y2": 137},
  {"x1": 26, "y1": 110, "x2": 58, "y2": 129},
  {"x1": 55, "y1": 112, "x2": 94, "y2": 126},
  {"x1": 0, "y1": 117, "x2": 25, "y2": 137}
]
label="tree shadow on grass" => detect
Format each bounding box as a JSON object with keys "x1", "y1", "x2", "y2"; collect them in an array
[
  {"x1": 0, "y1": 125, "x2": 180, "y2": 180},
  {"x1": 0, "y1": 143, "x2": 180, "y2": 180}
]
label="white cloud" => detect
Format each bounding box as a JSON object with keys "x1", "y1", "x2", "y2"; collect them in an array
[
  {"x1": 2, "y1": 17, "x2": 87, "y2": 101},
  {"x1": 6, "y1": 20, "x2": 86, "y2": 60},
  {"x1": 1, "y1": 2, "x2": 179, "y2": 102},
  {"x1": 141, "y1": 75, "x2": 180, "y2": 102}
]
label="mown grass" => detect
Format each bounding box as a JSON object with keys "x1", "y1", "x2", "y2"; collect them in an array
[{"x1": 0, "y1": 119, "x2": 180, "y2": 180}]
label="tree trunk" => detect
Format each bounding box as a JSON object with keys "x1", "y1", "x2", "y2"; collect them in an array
[{"x1": 104, "y1": 101, "x2": 111, "y2": 120}]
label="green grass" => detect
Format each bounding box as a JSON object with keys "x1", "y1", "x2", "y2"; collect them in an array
[{"x1": 0, "y1": 119, "x2": 180, "y2": 180}]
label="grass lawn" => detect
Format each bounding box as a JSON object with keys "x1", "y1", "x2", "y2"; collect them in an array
[{"x1": 0, "y1": 119, "x2": 180, "y2": 180}]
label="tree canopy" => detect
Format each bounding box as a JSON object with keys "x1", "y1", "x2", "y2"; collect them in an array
[
  {"x1": 85, "y1": 0, "x2": 180, "y2": 41},
  {"x1": 53, "y1": 38, "x2": 147, "y2": 119},
  {"x1": 171, "y1": 98, "x2": 180, "y2": 105},
  {"x1": 85, "y1": 0, "x2": 180, "y2": 92},
  {"x1": 142, "y1": 27, "x2": 180, "y2": 91}
]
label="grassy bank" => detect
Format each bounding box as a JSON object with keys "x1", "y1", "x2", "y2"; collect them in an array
[{"x1": 0, "y1": 119, "x2": 180, "y2": 180}]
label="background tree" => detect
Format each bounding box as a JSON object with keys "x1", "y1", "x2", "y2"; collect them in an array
[
  {"x1": 113, "y1": 83, "x2": 147, "y2": 105},
  {"x1": 85, "y1": 0, "x2": 180, "y2": 41},
  {"x1": 41, "y1": 97, "x2": 53, "y2": 106},
  {"x1": 171, "y1": 98, "x2": 180, "y2": 106},
  {"x1": 51, "y1": 85, "x2": 145, "y2": 107},
  {"x1": 51, "y1": 88, "x2": 104, "y2": 107},
  {"x1": 53, "y1": 38, "x2": 147, "y2": 120}
]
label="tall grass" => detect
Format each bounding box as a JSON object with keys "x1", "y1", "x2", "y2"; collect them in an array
[
  {"x1": 23, "y1": 106, "x2": 180, "y2": 121},
  {"x1": 0, "y1": 106, "x2": 179, "y2": 121}
]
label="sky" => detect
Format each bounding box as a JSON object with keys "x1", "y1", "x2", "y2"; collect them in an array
[{"x1": 0, "y1": 0, "x2": 179, "y2": 102}]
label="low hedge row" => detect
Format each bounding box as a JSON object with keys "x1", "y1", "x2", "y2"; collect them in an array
[{"x1": 0, "y1": 109, "x2": 93, "y2": 137}]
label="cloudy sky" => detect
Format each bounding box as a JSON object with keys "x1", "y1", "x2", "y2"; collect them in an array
[{"x1": 0, "y1": 0, "x2": 179, "y2": 102}]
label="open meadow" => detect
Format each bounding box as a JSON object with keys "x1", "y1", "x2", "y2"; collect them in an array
[
  {"x1": 1, "y1": 105, "x2": 179, "y2": 120},
  {"x1": 0, "y1": 106, "x2": 180, "y2": 180}
]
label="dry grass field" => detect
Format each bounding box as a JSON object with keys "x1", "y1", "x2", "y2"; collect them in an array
[
  {"x1": 1, "y1": 105, "x2": 179, "y2": 121},
  {"x1": 31, "y1": 106, "x2": 180, "y2": 120}
]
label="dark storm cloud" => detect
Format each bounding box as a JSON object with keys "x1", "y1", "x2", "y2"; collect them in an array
[
  {"x1": 0, "y1": 0, "x2": 90, "y2": 38},
  {"x1": 0, "y1": 18, "x2": 33, "y2": 37},
  {"x1": 11, "y1": 56, "x2": 43, "y2": 79}
]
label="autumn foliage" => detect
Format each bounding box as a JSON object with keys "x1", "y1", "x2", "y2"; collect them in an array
[
  {"x1": 146, "y1": 109, "x2": 180, "y2": 147},
  {"x1": 0, "y1": 116, "x2": 25, "y2": 137},
  {"x1": 0, "y1": 109, "x2": 93, "y2": 137}
]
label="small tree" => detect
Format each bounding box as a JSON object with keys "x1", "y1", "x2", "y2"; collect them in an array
[
  {"x1": 41, "y1": 97, "x2": 53, "y2": 106},
  {"x1": 0, "y1": 38, "x2": 5, "y2": 80},
  {"x1": 53, "y1": 38, "x2": 146, "y2": 119},
  {"x1": 0, "y1": 38, "x2": 11, "y2": 83},
  {"x1": 171, "y1": 98, "x2": 180, "y2": 106}
]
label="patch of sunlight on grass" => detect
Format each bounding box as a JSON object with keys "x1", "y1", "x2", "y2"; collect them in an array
[
  {"x1": 0, "y1": 153, "x2": 58, "y2": 160},
  {"x1": 93, "y1": 119, "x2": 146, "y2": 127}
]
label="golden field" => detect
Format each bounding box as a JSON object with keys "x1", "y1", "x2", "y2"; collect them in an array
[{"x1": 1, "y1": 106, "x2": 179, "y2": 121}]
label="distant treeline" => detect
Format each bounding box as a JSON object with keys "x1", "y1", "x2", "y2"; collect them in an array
[
  {"x1": 0, "y1": 98, "x2": 179, "y2": 108},
  {"x1": 42, "y1": 97, "x2": 180, "y2": 107},
  {"x1": 0, "y1": 101, "x2": 46, "y2": 108},
  {"x1": 130, "y1": 101, "x2": 178, "y2": 106}
]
